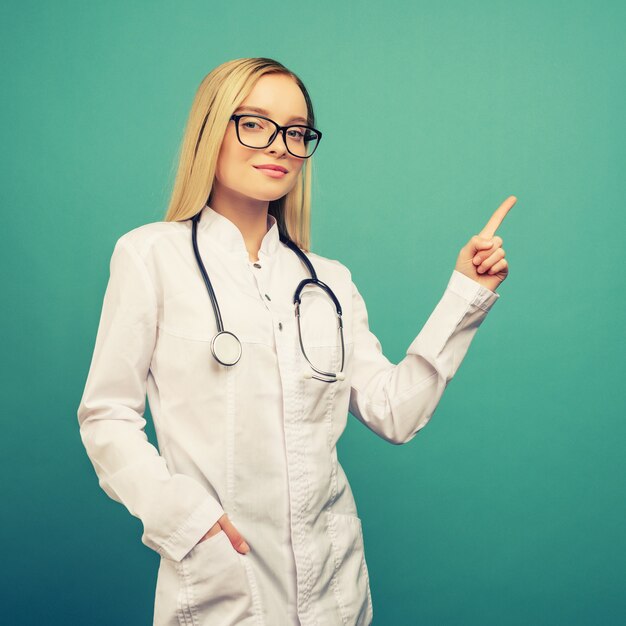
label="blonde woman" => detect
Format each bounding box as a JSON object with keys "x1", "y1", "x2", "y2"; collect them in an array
[{"x1": 77, "y1": 57, "x2": 512, "y2": 626}]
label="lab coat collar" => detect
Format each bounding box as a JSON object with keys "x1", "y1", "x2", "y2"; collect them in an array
[{"x1": 198, "y1": 204, "x2": 280, "y2": 258}]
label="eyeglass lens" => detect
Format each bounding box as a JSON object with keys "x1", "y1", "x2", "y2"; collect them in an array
[{"x1": 237, "y1": 116, "x2": 319, "y2": 157}]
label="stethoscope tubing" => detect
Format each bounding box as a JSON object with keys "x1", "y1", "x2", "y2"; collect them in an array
[{"x1": 190, "y1": 209, "x2": 345, "y2": 383}]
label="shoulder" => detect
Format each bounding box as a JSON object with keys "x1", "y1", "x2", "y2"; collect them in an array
[
  {"x1": 304, "y1": 248, "x2": 353, "y2": 282},
  {"x1": 114, "y1": 219, "x2": 189, "y2": 259}
]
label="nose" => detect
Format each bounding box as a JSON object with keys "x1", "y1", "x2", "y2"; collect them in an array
[{"x1": 265, "y1": 130, "x2": 289, "y2": 155}]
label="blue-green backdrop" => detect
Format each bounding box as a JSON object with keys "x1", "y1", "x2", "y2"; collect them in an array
[{"x1": 2, "y1": 0, "x2": 624, "y2": 624}]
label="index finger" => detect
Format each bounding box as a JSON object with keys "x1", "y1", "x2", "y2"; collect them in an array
[{"x1": 479, "y1": 195, "x2": 517, "y2": 239}]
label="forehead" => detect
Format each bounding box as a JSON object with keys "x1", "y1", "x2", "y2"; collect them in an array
[{"x1": 237, "y1": 74, "x2": 308, "y2": 123}]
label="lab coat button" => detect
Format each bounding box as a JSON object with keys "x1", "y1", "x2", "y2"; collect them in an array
[
  {"x1": 253, "y1": 263, "x2": 261, "y2": 268},
  {"x1": 278, "y1": 322, "x2": 283, "y2": 330},
  {"x1": 264, "y1": 293, "x2": 271, "y2": 301}
]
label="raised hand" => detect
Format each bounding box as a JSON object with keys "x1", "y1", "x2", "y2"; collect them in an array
[{"x1": 454, "y1": 195, "x2": 516, "y2": 292}]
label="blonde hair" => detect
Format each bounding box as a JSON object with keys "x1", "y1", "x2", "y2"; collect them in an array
[{"x1": 164, "y1": 57, "x2": 318, "y2": 251}]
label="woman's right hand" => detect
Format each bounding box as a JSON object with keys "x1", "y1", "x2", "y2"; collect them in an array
[{"x1": 196, "y1": 513, "x2": 250, "y2": 554}]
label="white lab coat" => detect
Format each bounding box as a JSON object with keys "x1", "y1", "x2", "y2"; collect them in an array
[{"x1": 77, "y1": 204, "x2": 500, "y2": 626}]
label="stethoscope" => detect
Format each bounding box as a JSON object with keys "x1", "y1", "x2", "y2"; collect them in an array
[{"x1": 190, "y1": 209, "x2": 346, "y2": 383}]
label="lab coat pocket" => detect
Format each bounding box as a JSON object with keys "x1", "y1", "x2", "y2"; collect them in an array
[
  {"x1": 326, "y1": 511, "x2": 374, "y2": 626},
  {"x1": 159, "y1": 287, "x2": 219, "y2": 342},
  {"x1": 154, "y1": 530, "x2": 258, "y2": 626}
]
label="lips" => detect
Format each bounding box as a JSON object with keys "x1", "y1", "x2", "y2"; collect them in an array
[{"x1": 253, "y1": 164, "x2": 288, "y2": 173}]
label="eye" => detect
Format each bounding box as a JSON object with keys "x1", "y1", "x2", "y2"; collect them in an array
[
  {"x1": 287, "y1": 128, "x2": 305, "y2": 141},
  {"x1": 240, "y1": 116, "x2": 267, "y2": 130}
]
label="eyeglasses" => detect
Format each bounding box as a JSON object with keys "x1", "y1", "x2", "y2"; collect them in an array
[{"x1": 229, "y1": 114, "x2": 322, "y2": 158}]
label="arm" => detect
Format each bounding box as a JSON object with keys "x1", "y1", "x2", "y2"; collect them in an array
[
  {"x1": 348, "y1": 269, "x2": 500, "y2": 445},
  {"x1": 76, "y1": 236, "x2": 224, "y2": 562}
]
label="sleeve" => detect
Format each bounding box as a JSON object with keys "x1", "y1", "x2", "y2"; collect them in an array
[
  {"x1": 348, "y1": 269, "x2": 500, "y2": 445},
  {"x1": 76, "y1": 236, "x2": 225, "y2": 562}
]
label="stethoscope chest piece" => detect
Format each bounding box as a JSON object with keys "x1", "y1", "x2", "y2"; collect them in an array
[{"x1": 211, "y1": 330, "x2": 242, "y2": 366}]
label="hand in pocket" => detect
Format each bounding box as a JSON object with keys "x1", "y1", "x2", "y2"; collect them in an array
[{"x1": 197, "y1": 513, "x2": 251, "y2": 554}]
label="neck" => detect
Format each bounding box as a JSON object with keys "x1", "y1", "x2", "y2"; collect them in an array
[{"x1": 208, "y1": 187, "x2": 270, "y2": 262}]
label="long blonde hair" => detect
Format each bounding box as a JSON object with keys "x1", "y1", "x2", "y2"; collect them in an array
[{"x1": 164, "y1": 57, "x2": 318, "y2": 251}]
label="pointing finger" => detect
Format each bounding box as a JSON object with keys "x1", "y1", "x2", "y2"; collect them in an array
[{"x1": 479, "y1": 195, "x2": 517, "y2": 239}]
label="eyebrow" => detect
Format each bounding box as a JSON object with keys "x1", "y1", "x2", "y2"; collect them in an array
[{"x1": 234, "y1": 106, "x2": 308, "y2": 124}]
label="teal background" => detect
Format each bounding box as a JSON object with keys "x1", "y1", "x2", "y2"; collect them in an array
[{"x1": 2, "y1": 0, "x2": 624, "y2": 624}]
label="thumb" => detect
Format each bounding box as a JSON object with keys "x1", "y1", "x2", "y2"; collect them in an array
[{"x1": 218, "y1": 513, "x2": 251, "y2": 554}]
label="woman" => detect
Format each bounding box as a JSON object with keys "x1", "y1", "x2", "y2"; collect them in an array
[{"x1": 77, "y1": 57, "x2": 513, "y2": 626}]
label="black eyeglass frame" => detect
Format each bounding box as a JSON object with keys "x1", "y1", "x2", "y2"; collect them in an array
[{"x1": 229, "y1": 114, "x2": 322, "y2": 159}]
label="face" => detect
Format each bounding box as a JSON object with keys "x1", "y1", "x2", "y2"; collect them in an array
[{"x1": 213, "y1": 73, "x2": 310, "y2": 206}]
